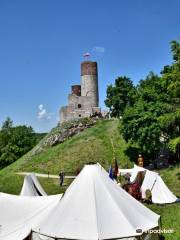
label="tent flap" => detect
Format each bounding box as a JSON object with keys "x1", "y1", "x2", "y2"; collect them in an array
[{"x1": 20, "y1": 173, "x2": 47, "y2": 197}]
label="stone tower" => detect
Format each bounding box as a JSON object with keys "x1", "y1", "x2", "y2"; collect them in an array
[
  {"x1": 81, "y1": 61, "x2": 99, "y2": 107},
  {"x1": 59, "y1": 60, "x2": 100, "y2": 123}
]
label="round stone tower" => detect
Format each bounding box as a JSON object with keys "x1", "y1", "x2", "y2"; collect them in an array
[{"x1": 81, "y1": 61, "x2": 99, "y2": 107}]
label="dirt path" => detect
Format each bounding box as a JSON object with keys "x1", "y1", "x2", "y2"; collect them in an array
[{"x1": 16, "y1": 172, "x2": 76, "y2": 179}]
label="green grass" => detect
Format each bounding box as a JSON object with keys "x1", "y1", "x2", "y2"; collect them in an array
[
  {"x1": 158, "y1": 166, "x2": 180, "y2": 197},
  {"x1": 38, "y1": 177, "x2": 74, "y2": 195},
  {"x1": 0, "y1": 119, "x2": 179, "y2": 240},
  {"x1": 148, "y1": 204, "x2": 180, "y2": 240},
  {"x1": 146, "y1": 166, "x2": 180, "y2": 240},
  {"x1": 0, "y1": 173, "x2": 73, "y2": 195},
  {"x1": 0, "y1": 119, "x2": 133, "y2": 193}
]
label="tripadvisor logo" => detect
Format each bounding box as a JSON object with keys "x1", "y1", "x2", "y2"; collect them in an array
[
  {"x1": 136, "y1": 228, "x2": 174, "y2": 234},
  {"x1": 136, "y1": 228, "x2": 143, "y2": 234}
]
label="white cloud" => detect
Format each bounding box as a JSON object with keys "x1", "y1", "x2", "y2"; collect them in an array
[
  {"x1": 37, "y1": 104, "x2": 52, "y2": 120},
  {"x1": 92, "y1": 46, "x2": 105, "y2": 54}
]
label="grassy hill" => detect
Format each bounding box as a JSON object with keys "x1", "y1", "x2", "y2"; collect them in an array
[
  {"x1": 0, "y1": 119, "x2": 134, "y2": 194},
  {"x1": 0, "y1": 118, "x2": 179, "y2": 239}
]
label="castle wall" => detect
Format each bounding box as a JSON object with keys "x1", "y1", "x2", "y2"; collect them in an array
[
  {"x1": 60, "y1": 106, "x2": 73, "y2": 123},
  {"x1": 68, "y1": 94, "x2": 92, "y2": 111},
  {"x1": 59, "y1": 60, "x2": 100, "y2": 123}
]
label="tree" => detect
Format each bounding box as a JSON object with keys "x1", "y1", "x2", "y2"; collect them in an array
[
  {"x1": 171, "y1": 40, "x2": 180, "y2": 62},
  {"x1": 0, "y1": 119, "x2": 38, "y2": 168},
  {"x1": 120, "y1": 40, "x2": 180, "y2": 162},
  {"x1": 11, "y1": 126, "x2": 37, "y2": 158},
  {"x1": 159, "y1": 40, "x2": 180, "y2": 157},
  {"x1": 121, "y1": 73, "x2": 169, "y2": 160},
  {"x1": 0, "y1": 117, "x2": 13, "y2": 156},
  {"x1": 1, "y1": 117, "x2": 13, "y2": 130},
  {"x1": 105, "y1": 76, "x2": 136, "y2": 117}
]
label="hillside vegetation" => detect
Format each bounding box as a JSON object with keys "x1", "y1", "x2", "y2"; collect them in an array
[
  {"x1": 0, "y1": 119, "x2": 134, "y2": 194},
  {"x1": 0, "y1": 117, "x2": 46, "y2": 169}
]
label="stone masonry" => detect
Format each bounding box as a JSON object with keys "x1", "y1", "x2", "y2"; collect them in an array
[{"x1": 59, "y1": 61, "x2": 101, "y2": 123}]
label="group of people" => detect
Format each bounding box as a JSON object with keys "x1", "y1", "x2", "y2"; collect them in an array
[
  {"x1": 122, "y1": 173, "x2": 142, "y2": 201},
  {"x1": 109, "y1": 155, "x2": 152, "y2": 203}
]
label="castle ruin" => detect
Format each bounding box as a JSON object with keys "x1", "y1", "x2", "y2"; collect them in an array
[{"x1": 59, "y1": 60, "x2": 101, "y2": 123}]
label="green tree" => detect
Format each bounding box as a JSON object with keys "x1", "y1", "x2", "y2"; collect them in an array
[
  {"x1": 11, "y1": 126, "x2": 37, "y2": 158},
  {"x1": 121, "y1": 73, "x2": 169, "y2": 159},
  {"x1": 121, "y1": 40, "x2": 180, "y2": 162},
  {"x1": 0, "y1": 118, "x2": 14, "y2": 156},
  {"x1": 1, "y1": 117, "x2": 13, "y2": 130},
  {"x1": 105, "y1": 76, "x2": 136, "y2": 117},
  {"x1": 159, "y1": 40, "x2": 180, "y2": 155},
  {"x1": 0, "y1": 118, "x2": 38, "y2": 168},
  {"x1": 171, "y1": 40, "x2": 180, "y2": 62}
]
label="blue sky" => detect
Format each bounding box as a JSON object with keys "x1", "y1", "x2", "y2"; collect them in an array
[{"x1": 0, "y1": 0, "x2": 179, "y2": 132}]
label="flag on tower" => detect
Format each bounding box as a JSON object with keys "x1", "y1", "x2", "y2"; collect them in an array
[{"x1": 83, "y1": 52, "x2": 91, "y2": 59}]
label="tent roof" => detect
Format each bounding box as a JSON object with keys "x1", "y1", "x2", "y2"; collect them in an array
[
  {"x1": 20, "y1": 173, "x2": 47, "y2": 196},
  {"x1": 144, "y1": 172, "x2": 177, "y2": 204},
  {"x1": 131, "y1": 165, "x2": 177, "y2": 203},
  {"x1": 34, "y1": 163, "x2": 160, "y2": 240},
  {"x1": 119, "y1": 165, "x2": 177, "y2": 204},
  {"x1": 0, "y1": 193, "x2": 62, "y2": 240}
]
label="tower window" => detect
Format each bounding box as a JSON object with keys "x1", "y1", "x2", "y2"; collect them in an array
[
  {"x1": 78, "y1": 104, "x2": 81, "y2": 109},
  {"x1": 79, "y1": 114, "x2": 81, "y2": 117}
]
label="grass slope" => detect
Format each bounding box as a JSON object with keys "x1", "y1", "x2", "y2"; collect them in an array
[{"x1": 0, "y1": 119, "x2": 133, "y2": 194}]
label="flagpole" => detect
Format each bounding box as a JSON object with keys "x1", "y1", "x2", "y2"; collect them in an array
[{"x1": 110, "y1": 138, "x2": 115, "y2": 161}]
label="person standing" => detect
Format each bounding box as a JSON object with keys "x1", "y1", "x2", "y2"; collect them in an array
[
  {"x1": 59, "y1": 171, "x2": 65, "y2": 186},
  {"x1": 137, "y1": 154, "x2": 144, "y2": 167}
]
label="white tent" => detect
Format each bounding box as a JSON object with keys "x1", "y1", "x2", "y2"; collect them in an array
[
  {"x1": 119, "y1": 165, "x2": 177, "y2": 204},
  {"x1": 32, "y1": 163, "x2": 160, "y2": 240},
  {"x1": 20, "y1": 173, "x2": 47, "y2": 196},
  {"x1": 0, "y1": 193, "x2": 62, "y2": 240}
]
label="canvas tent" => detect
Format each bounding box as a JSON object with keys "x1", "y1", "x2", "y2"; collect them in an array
[
  {"x1": 119, "y1": 165, "x2": 177, "y2": 204},
  {"x1": 32, "y1": 163, "x2": 160, "y2": 240},
  {"x1": 20, "y1": 173, "x2": 47, "y2": 196},
  {"x1": 0, "y1": 193, "x2": 62, "y2": 240}
]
